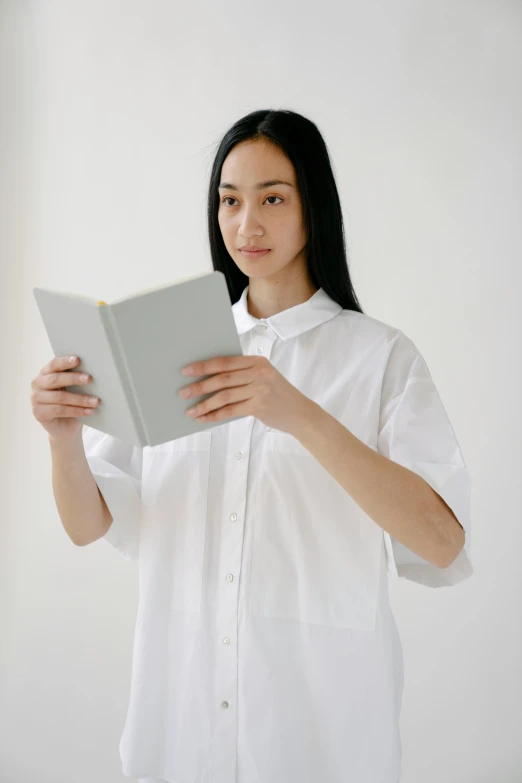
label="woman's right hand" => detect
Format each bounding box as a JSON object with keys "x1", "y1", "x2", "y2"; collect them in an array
[{"x1": 30, "y1": 355, "x2": 101, "y2": 442}]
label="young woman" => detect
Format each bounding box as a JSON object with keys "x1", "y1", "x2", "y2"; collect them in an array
[{"x1": 35, "y1": 109, "x2": 473, "y2": 783}]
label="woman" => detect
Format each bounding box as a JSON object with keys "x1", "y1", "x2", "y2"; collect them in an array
[{"x1": 37, "y1": 109, "x2": 474, "y2": 783}]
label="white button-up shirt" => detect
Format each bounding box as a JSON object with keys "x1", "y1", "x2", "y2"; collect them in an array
[{"x1": 83, "y1": 285, "x2": 473, "y2": 783}]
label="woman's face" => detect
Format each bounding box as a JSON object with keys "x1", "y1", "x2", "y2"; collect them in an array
[{"x1": 217, "y1": 139, "x2": 308, "y2": 282}]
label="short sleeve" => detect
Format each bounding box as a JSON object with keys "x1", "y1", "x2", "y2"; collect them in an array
[
  {"x1": 82, "y1": 425, "x2": 142, "y2": 561},
  {"x1": 377, "y1": 332, "x2": 474, "y2": 588}
]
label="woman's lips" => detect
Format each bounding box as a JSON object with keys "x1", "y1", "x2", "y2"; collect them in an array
[{"x1": 240, "y1": 248, "x2": 271, "y2": 259}]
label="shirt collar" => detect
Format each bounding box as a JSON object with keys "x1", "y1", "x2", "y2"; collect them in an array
[{"x1": 232, "y1": 284, "x2": 343, "y2": 341}]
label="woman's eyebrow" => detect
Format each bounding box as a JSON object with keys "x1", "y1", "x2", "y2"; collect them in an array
[{"x1": 218, "y1": 179, "x2": 294, "y2": 191}]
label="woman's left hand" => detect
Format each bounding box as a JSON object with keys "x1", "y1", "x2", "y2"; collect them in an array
[{"x1": 178, "y1": 354, "x2": 312, "y2": 434}]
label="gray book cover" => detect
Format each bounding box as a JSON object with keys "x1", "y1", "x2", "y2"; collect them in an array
[{"x1": 33, "y1": 270, "x2": 245, "y2": 447}]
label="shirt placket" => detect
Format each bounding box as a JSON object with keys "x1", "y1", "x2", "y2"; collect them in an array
[{"x1": 210, "y1": 320, "x2": 277, "y2": 782}]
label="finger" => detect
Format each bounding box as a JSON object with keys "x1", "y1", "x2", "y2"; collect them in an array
[
  {"x1": 188, "y1": 386, "x2": 250, "y2": 417},
  {"x1": 43, "y1": 355, "x2": 79, "y2": 375},
  {"x1": 34, "y1": 402, "x2": 95, "y2": 420},
  {"x1": 39, "y1": 370, "x2": 92, "y2": 391},
  {"x1": 196, "y1": 400, "x2": 244, "y2": 423},
  {"x1": 182, "y1": 355, "x2": 256, "y2": 377},
  {"x1": 36, "y1": 389, "x2": 100, "y2": 409},
  {"x1": 183, "y1": 368, "x2": 253, "y2": 398}
]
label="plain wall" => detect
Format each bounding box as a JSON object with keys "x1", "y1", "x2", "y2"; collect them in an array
[{"x1": 1, "y1": 1, "x2": 521, "y2": 781}]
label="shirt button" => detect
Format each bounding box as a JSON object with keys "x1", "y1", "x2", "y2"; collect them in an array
[
  {"x1": 257, "y1": 346, "x2": 264, "y2": 354},
  {"x1": 223, "y1": 637, "x2": 230, "y2": 645},
  {"x1": 235, "y1": 452, "x2": 242, "y2": 460},
  {"x1": 230, "y1": 513, "x2": 238, "y2": 521},
  {"x1": 261, "y1": 324, "x2": 268, "y2": 330},
  {"x1": 221, "y1": 701, "x2": 229, "y2": 709},
  {"x1": 226, "y1": 573, "x2": 234, "y2": 582}
]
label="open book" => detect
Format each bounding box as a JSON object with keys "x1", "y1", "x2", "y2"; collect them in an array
[{"x1": 33, "y1": 270, "x2": 244, "y2": 447}]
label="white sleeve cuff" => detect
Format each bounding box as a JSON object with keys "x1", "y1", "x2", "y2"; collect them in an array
[
  {"x1": 384, "y1": 460, "x2": 474, "y2": 587},
  {"x1": 85, "y1": 455, "x2": 141, "y2": 561}
]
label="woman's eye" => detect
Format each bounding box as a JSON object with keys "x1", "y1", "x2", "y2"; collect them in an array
[{"x1": 222, "y1": 195, "x2": 282, "y2": 206}]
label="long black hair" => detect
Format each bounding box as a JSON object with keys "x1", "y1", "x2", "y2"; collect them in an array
[{"x1": 206, "y1": 108, "x2": 365, "y2": 314}]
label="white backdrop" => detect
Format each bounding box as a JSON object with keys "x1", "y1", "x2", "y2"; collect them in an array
[{"x1": 1, "y1": 1, "x2": 521, "y2": 781}]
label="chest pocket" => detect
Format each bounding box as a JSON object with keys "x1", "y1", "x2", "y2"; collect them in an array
[
  {"x1": 248, "y1": 429, "x2": 383, "y2": 631},
  {"x1": 140, "y1": 430, "x2": 212, "y2": 613}
]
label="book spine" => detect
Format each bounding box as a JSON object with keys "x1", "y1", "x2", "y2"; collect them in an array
[{"x1": 97, "y1": 302, "x2": 148, "y2": 445}]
